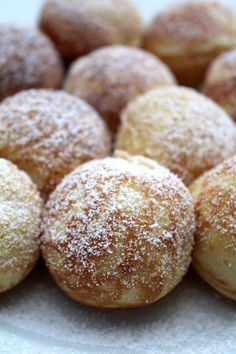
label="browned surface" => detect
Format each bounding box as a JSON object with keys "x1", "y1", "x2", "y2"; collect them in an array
[
  {"x1": 193, "y1": 259, "x2": 236, "y2": 301},
  {"x1": 39, "y1": 0, "x2": 142, "y2": 62},
  {"x1": 0, "y1": 90, "x2": 111, "y2": 197},
  {"x1": 41, "y1": 156, "x2": 195, "y2": 308},
  {"x1": 143, "y1": 1, "x2": 236, "y2": 86},
  {"x1": 203, "y1": 49, "x2": 236, "y2": 122},
  {"x1": 0, "y1": 25, "x2": 63, "y2": 101},
  {"x1": 65, "y1": 46, "x2": 176, "y2": 132},
  {"x1": 190, "y1": 156, "x2": 236, "y2": 301},
  {"x1": 0, "y1": 158, "x2": 43, "y2": 293},
  {"x1": 116, "y1": 87, "x2": 236, "y2": 186}
]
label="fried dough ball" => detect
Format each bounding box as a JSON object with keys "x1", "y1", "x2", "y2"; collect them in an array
[
  {"x1": 203, "y1": 49, "x2": 236, "y2": 122},
  {"x1": 0, "y1": 90, "x2": 111, "y2": 197},
  {"x1": 0, "y1": 24, "x2": 63, "y2": 101},
  {"x1": 143, "y1": 1, "x2": 236, "y2": 86},
  {"x1": 0, "y1": 158, "x2": 43, "y2": 293},
  {"x1": 41, "y1": 151, "x2": 195, "y2": 309},
  {"x1": 65, "y1": 45, "x2": 176, "y2": 132},
  {"x1": 39, "y1": 0, "x2": 142, "y2": 62},
  {"x1": 115, "y1": 87, "x2": 236, "y2": 185},
  {"x1": 190, "y1": 156, "x2": 236, "y2": 301}
]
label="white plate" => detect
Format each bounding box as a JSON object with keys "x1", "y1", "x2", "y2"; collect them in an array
[
  {"x1": 1, "y1": 1, "x2": 236, "y2": 353},
  {"x1": 1, "y1": 264, "x2": 236, "y2": 354}
]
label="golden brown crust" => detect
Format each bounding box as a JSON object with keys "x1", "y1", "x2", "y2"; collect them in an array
[
  {"x1": 0, "y1": 158, "x2": 43, "y2": 293},
  {"x1": 65, "y1": 45, "x2": 176, "y2": 132},
  {"x1": 0, "y1": 89, "x2": 111, "y2": 197},
  {"x1": 116, "y1": 86, "x2": 236, "y2": 185},
  {"x1": 39, "y1": 0, "x2": 142, "y2": 62},
  {"x1": 193, "y1": 259, "x2": 236, "y2": 301},
  {"x1": 203, "y1": 49, "x2": 236, "y2": 122},
  {"x1": 190, "y1": 156, "x2": 236, "y2": 300},
  {"x1": 41, "y1": 155, "x2": 195, "y2": 309},
  {"x1": 143, "y1": 1, "x2": 236, "y2": 86},
  {"x1": 0, "y1": 25, "x2": 63, "y2": 101}
]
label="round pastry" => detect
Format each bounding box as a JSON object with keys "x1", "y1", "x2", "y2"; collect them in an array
[
  {"x1": 39, "y1": 0, "x2": 142, "y2": 62},
  {"x1": 0, "y1": 89, "x2": 111, "y2": 197},
  {"x1": 203, "y1": 49, "x2": 236, "y2": 122},
  {"x1": 41, "y1": 151, "x2": 195, "y2": 308},
  {"x1": 190, "y1": 156, "x2": 236, "y2": 301},
  {"x1": 0, "y1": 24, "x2": 63, "y2": 101},
  {"x1": 0, "y1": 158, "x2": 43, "y2": 293},
  {"x1": 115, "y1": 86, "x2": 236, "y2": 185},
  {"x1": 143, "y1": 1, "x2": 236, "y2": 86},
  {"x1": 65, "y1": 45, "x2": 176, "y2": 132}
]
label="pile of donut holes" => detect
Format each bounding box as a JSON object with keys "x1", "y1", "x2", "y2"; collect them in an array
[{"x1": 0, "y1": 0, "x2": 236, "y2": 308}]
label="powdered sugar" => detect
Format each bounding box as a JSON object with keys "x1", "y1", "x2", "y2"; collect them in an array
[
  {"x1": 145, "y1": 1, "x2": 236, "y2": 44},
  {"x1": 116, "y1": 86, "x2": 236, "y2": 185},
  {"x1": 0, "y1": 89, "x2": 111, "y2": 196},
  {"x1": 65, "y1": 45, "x2": 175, "y2": 131},
  {"x1": 143, "y1": 1, "x2": 236, "y2": 86},
  {"x1": 0, "y1": 25, "x2": 63, "y2": 100},
  {"x1": 39, "y1": 0, "x2": 142, "y2": 61},
  {"x1": 203, "y1": 48, "x2": 236, "y2": 122},
  {"x1": 42, "y1": 155, "x2": 195, "y2": 308},
  {"x1": 191, "y1": 155, "x2": 236, "y2": 238},
  {"x1": 0, "y1": 158, "x2": 42, "y2": 290},
  {"x1": 1, "y1": 266, "x2": 236, "y2": 354}
]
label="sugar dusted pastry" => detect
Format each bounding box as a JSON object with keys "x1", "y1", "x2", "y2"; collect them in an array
[
  {"x1": 0, "y1": 158, "x2": 43, "y2": 293},
  {"x1": 116, "y1": 87, "x2": 236, "y2": 185},
  {"x1": 65, "y1": 45, "x2": 176, "y2": 132},
  {"x1": 0, "y1": 90, "x2": 111, "y2": 197},
  {"x1": 39, "y1": 0, "x2": 142, "y2": 62},
  {"x1": 190, "y1": 156, "x2": 236, "y2": 301},
  {"x1": 143, "y1": 1, "x2": 236, "y2": 86},
  {"x1": 203, "y1": 49, "x2": 236, "y2": 122},
  {"x1": 0, "y1": 24, "x2": 63, "y2": 101},
  {"x1": 41, "y1": 152, "x2": 195, "y2": 309}
]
